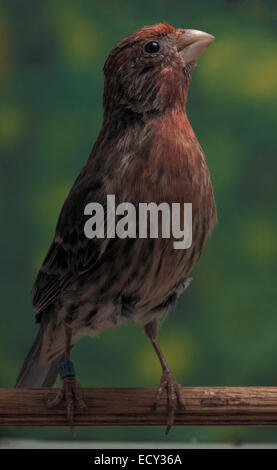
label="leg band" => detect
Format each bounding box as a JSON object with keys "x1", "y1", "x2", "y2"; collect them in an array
[{"x1": 57, "y1": 360, "x2": 75, "y2": 379}]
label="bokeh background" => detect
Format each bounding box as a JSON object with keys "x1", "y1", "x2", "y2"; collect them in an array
[{"x1": 1, "y1": 0, "x2": 277, "y2": 444}]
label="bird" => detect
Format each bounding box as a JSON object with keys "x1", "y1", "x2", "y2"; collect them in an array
[{"x1": 15, "y1": 23, "x2": 217, "y2": 435}]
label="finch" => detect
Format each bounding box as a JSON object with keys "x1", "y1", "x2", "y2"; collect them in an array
[{"x1": 15, "y1": 23, "x2": 217, "y2": 434}]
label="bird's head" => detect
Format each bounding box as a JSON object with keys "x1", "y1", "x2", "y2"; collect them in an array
[{"x1": 103, "y1": 23, "x2": 214, "y2": 116}]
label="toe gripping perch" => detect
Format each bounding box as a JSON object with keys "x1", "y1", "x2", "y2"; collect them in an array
[{"x1": 57, "y1": 361, "x2": 76, "y2": 380}]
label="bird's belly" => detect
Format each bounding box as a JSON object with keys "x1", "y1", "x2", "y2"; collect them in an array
[{"x1": 60, "y1": 197, "x2": 214, "y2": 331}]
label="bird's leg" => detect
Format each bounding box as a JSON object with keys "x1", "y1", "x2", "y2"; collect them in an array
[
  {"x1": 44, "y1": 324, "x2": 86, "y2": 434},
  {"x1": 144, "y1": 320, "x2": 185, "y2": 435}
]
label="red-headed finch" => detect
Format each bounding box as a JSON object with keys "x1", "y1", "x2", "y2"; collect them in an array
[{"x1": 15, "y1": 23, "x2": 217, "y2": 434}]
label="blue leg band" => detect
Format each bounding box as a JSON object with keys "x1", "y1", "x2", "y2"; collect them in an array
[{"x1": 57, "y1": 360, "x2": 75, "y2": 379}]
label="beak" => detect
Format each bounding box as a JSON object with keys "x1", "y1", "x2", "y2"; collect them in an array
[{"x1": 176, "y1": 29, "x2": 215, "y2": 63}]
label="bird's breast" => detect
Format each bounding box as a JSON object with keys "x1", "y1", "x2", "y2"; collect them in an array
[
  {"x1": 72, "y1": 110, "x2": 217, "y2": 327},
  {"x1": 101, "y1": 111, "x2": 217, "y2": 314}
]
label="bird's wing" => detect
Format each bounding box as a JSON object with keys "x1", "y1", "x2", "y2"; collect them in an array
[{"x1": 32, "y1": 169, "x2": 110, "y2": 319}]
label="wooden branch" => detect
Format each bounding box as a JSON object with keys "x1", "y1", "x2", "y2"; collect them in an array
[{"x1": 1, "y1": 387, "x2": 277, "y2": 427}]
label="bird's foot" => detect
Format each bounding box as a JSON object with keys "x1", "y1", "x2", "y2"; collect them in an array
[
  {"x1": 153, "y1": 369, "x2": 185, "y2": 436},
  {"x1": 44, "y1": 376, "x2": 87, "y2": 435}
]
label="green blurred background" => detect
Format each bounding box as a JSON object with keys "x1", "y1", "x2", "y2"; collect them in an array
[{"x1": 0, "y1": 0, "x2": 277, "y2": 444}]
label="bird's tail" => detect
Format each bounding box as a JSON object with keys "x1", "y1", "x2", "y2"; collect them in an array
[{"x1": 15, "y1": 326, "x2": 63, "y2": 388}]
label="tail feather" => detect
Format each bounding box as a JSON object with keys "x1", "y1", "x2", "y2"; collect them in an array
[{"x1": 15, "y1": 326, "x2": 63, "y2": 388}]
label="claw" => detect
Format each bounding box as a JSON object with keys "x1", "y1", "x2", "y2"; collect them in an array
[
  {"x1": 153, "y1": 369, "x2": 185, "y2": 436},
  {"x1": 44, "y1": 377, "x2": 87, "y2": 434}
]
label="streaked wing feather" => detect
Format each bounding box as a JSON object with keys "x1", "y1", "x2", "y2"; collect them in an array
[{"x1": 32, "y1": 172, "x2": 108, "y2": 318}]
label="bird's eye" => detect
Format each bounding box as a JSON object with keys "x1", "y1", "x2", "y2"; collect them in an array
[{"x1": 144, "y1": 41, "x2": 160, "y2": 54}]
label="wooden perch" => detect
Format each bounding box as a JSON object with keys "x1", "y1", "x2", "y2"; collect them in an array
[{"x1": 1, "y1": 387, "x2": 277, "y2": 427}]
